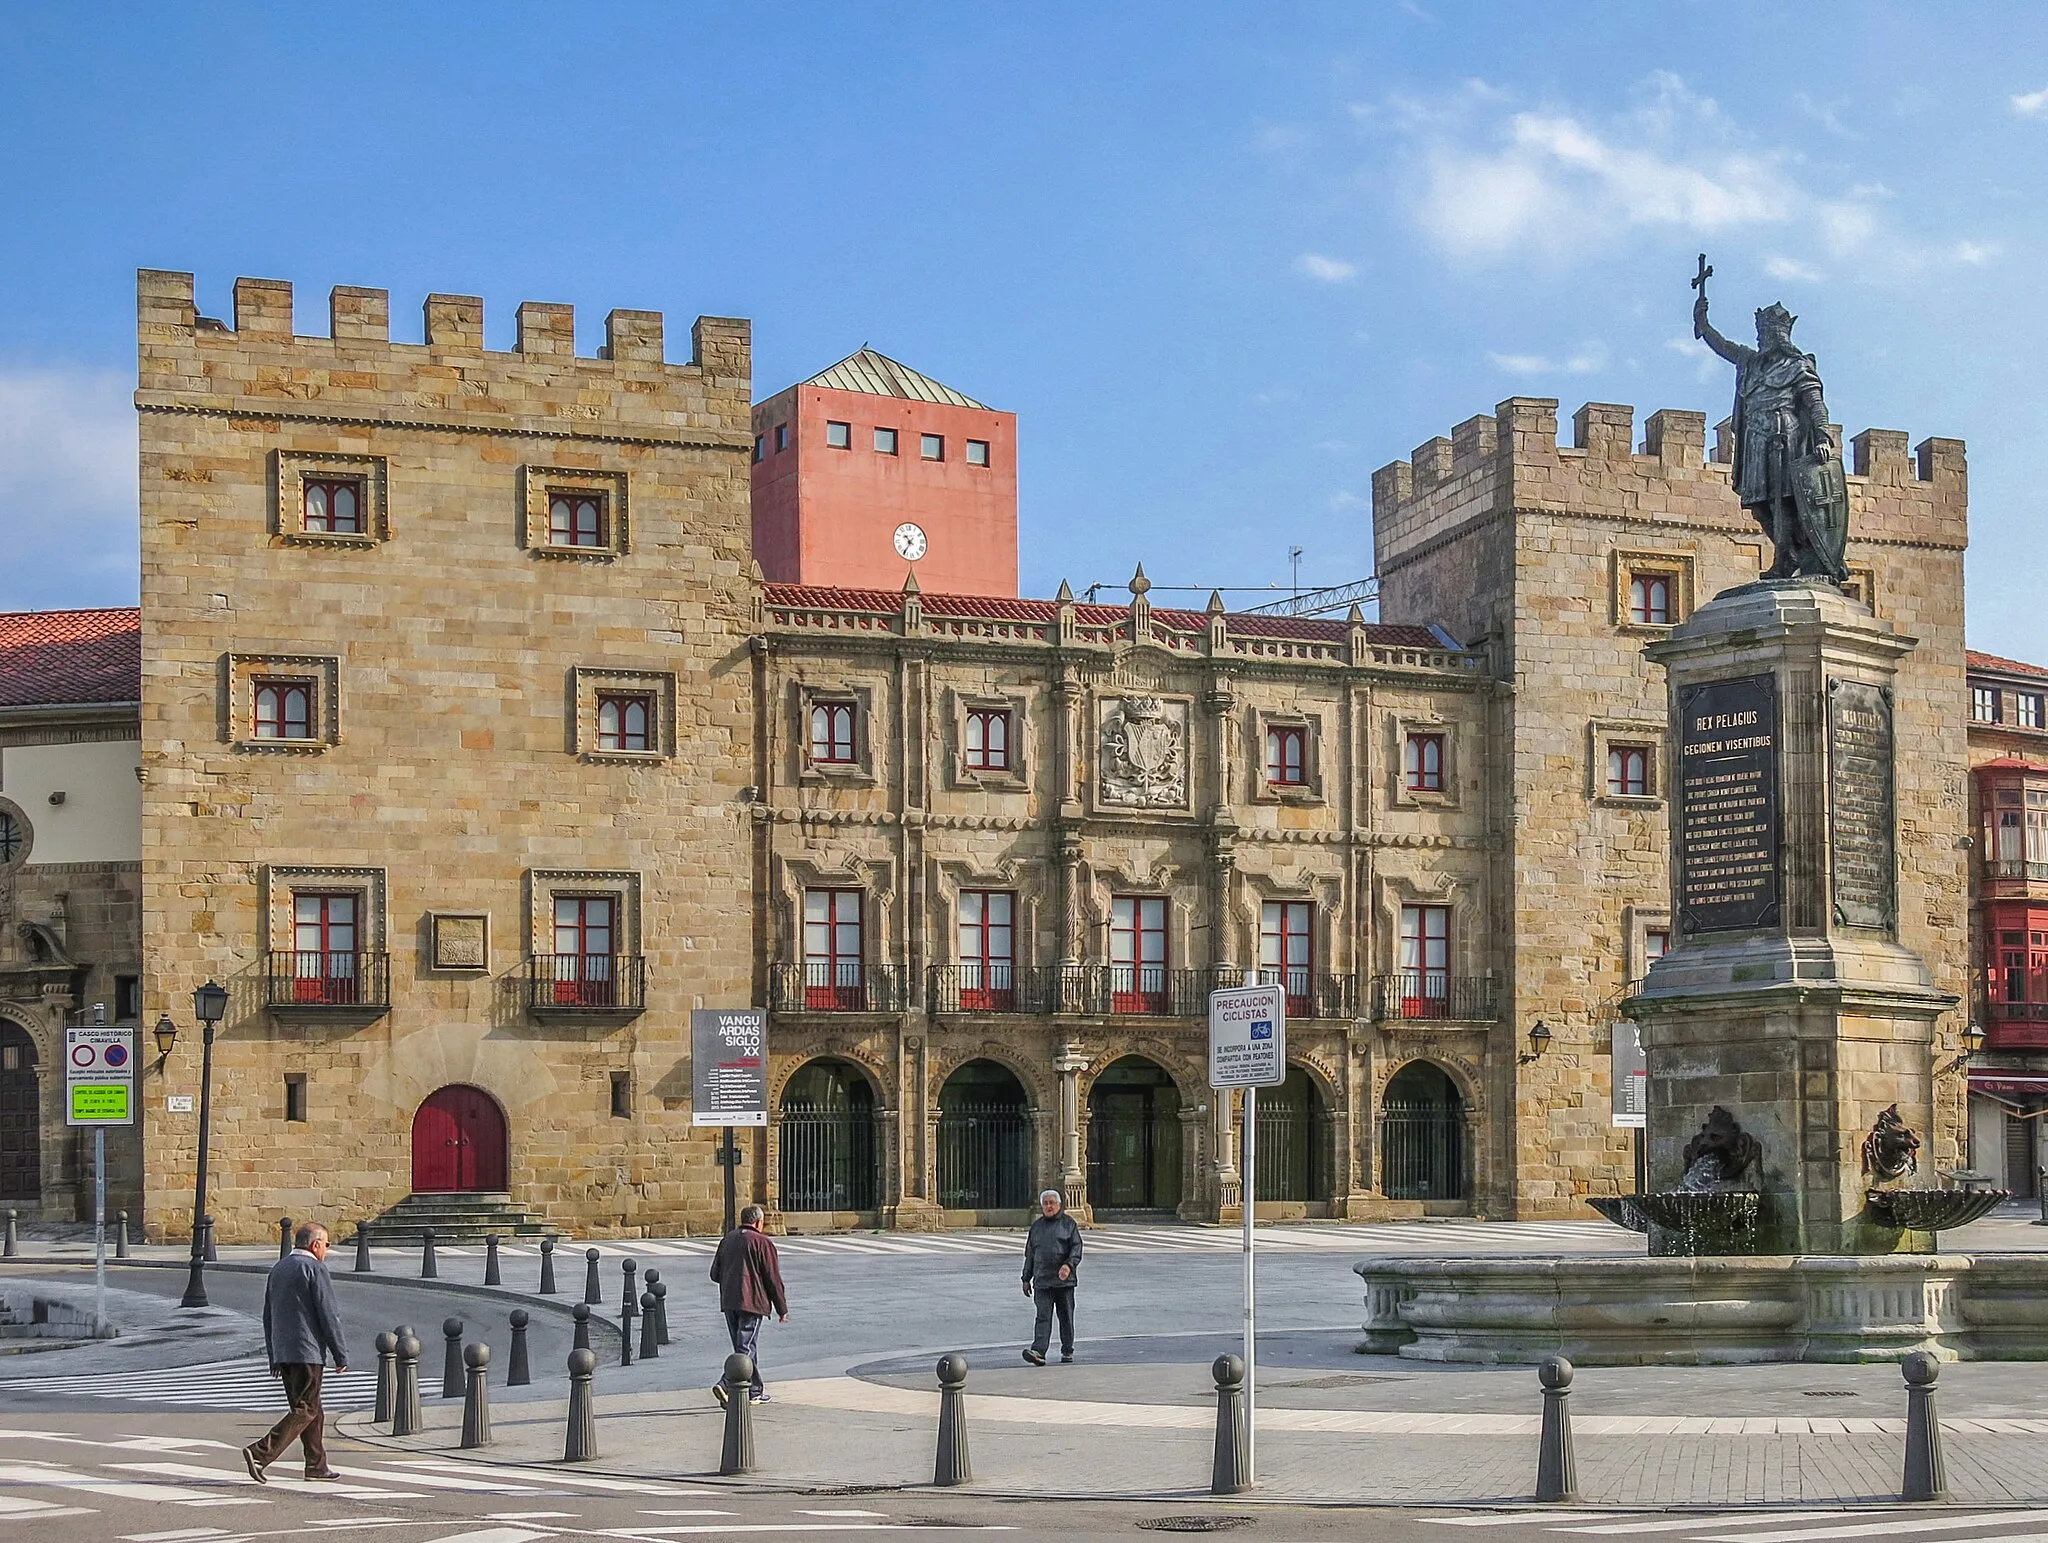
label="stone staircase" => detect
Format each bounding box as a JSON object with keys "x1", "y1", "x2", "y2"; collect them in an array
[{"x1": 356, "y1": 1193, "x2": 552, "y2": 1246}]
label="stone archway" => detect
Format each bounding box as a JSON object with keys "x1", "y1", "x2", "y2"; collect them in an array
[
  {"x1": 1380, "y1": 1060, "x2": 1467, "y2": 1201},
  {"x1": 778, "y1": 1057, "x2": 881, "y2": 1214},
  {"x1": 411, "y1": 1085, "x2": 509, "y2": 1194},
  {"x1": 1085, "y1": 1055, "x2": 1183, "y2": 1216},
  {"x1": 935, "y1": 1059, "x2": 1033, "y2": 1215},
  {"x1": 0, "y1": 1019, "x2": 39, "y2": 1203},
  {"x1": 1254, "y1": 1065, "x2": 1331, "y2": 1204}
]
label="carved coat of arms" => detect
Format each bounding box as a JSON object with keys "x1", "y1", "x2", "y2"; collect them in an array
[{"x1": 1099, "y1": 696, "x2": 1186, "y2": 808}]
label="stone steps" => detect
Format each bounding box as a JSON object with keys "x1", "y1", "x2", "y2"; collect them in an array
[{"x1": 356, "y1": 1193, "x2": 552, "y2": 1245}]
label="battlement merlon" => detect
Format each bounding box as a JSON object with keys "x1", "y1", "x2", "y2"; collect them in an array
[
  {"x1": 135, "y1": 270, "x2": 753, "y2": 440},
  {"x1": 1371, "y1": 396, "x2": 1966, "y2": 573}
]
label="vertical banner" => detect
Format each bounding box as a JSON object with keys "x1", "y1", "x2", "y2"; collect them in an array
[
  {"x1": 691, "y1": 1009, "x2": 768, "y2": 1126},
  {"x1": 1611, "y1": 1020, "x2": 1647, "y2": 1129}
]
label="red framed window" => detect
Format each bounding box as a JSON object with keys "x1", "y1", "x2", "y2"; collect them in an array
[
  {"x1": 1261, "y1": 900, "x2": 1313, "y2": 1016},
  {"x1": 548, "y1": 491, "x2": 606, "y2": 547},
  {"x1": 302, "y1": 478, "x2": 364, "y2": 535},
  {"x1": 810, "y1": 701, "x2": 856, "y2": 764},
  {"x1": 1265, "y1": 726, "x2": 1307, "y2": 786},
  {"x1": 1645, "y1": 928, "x2": 1671, "y2": 966},
  {"x1": 1398, "y1": 904, "x2": 1450, "y2": 1015},
  {"x1": 1629, "y1": 573, "x2": 1673, "y2": 626},
  {"x1": 597, "y1": 692, "x2": 653, "y2": 753},
  {"x1": 966, "y1": 708, "x2": 1011, "y2": 771},
  {"x1": 1404, "y1": 733, "x2": 1445, "y2": 793},
  {"x1": 552, "y1": 895, "x2": 618, "y2": 1007},
  {"x1": 957, "y1": 891, "x2": 1015, "y2": 1010},
  {"x1": 292, "y1": 892, "x2": 359, "y2": 1004},
  {"x1": 1607, "y1": 744, "x2": 1652, "y2": 797},
  {"x1": 254, "y1": 680, "x2": 313, "y2": 740},
  {"x1": 1110, "y1": 895, "x2": 1168, "y2": 1014},
  {"x1": 803, "y1": 889, "x2": 865, "y2": 1009}
]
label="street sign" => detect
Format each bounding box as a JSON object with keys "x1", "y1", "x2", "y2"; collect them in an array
[
  {"x1": 1611, "y1": 1020, "x2": 1647, "y2": 1129},
  {"x1": 65, "y1": 1023, "x2": 136, "y2": 1127},
  {"x1": 1208, "y1": 982, "x2": 1287, "y2": 1089},
  {"x1": 691, "y1": 1008, "x2": 768, "y2": 1126}
]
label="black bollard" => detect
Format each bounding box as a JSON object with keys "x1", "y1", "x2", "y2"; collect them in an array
[
  {"x1": 484, "y1": 1234, "x2": 502, "y2": 1287},
  {"x1": 202, "y1": 1215, "x2": 217, "y2": 1262},
  {"x1": 1901, "y1": 1352, "x2": 1948, "y2": 1502},
  {"x1": 393, "y1": 1332, "x2": 424, "y2": 1437},
  {"x1": 1536, "y1": 1356, "x2": 1578, "y2": 1503},
  {"x1": 2, "y1": 1209, "x2": 15, "y2": 1258},
  {"x1": 441, "y1": 1317, "x2": 465, "y2": 1399},
  {"x1": 374, "y1": 1330, "x2": 397, "y2": 1424},
  {"x1": 539, "y1": 1235, "x2": 557, "y2": 1294},
  {"x1": 652, "y1": 1279, "x2": 671, "y2": 1346},
  {"x1": 584, "y1": 1247, "x2": 602, "y2": 1305},
  {"x1": 460, "y1": 1342, "x2": 493, "y2": 1449},
  {"x1": 115, "y1": 1211, "x2": 129, "y2": 1260},
  {"x1": 622, "y1": 1258, "x2": 637, "y2": 1316},
  {"x1": 421, "y1": 1228, "x2": 438, "y2": 1280},
  {"x1": 935, "y1": 1353, "x2": 972, "y2": 1486},
  {"x1": 719, "y1": 1353, "x2": 757, "y2": 1475},
  {"x1": 564, "y1": 1348, "x2": 598, "y2": 1462},
  {"x1": 619, "y1": 1293, "x2": 635, "y2": 1369},
  {"x1": 639, "y1": 1290, "x2": 659, "y2": 1360},
  {"x1": 572, "y1": 1302, "x2": 592, "y2": 1352},
  {"x1": 1210, "y1": 1353, "x2": 1248, "y2": 1496},
  {"x1": 279, "y1": 1216, "x2": 293, "y2": 1260},
  {"x1": 508, "y1": 1309, "x2": 531, "y2": 1387},
  {"x1": 354, "y1": 1227, "x2": 372, "y2": 1273}
]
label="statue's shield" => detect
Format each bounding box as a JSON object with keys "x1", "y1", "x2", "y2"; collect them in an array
[{"x1": 1789, "y1": 451, "x2": 1850, "y2": 579}]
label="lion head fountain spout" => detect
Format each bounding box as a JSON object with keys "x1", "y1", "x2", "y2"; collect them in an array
[
  {"x1": 1587, "y1": 1106, "x2": 1765, "y2": 1255},
  {"x1": 1859, "y1": 1105, "x2": 2009, "y2": 1241},
  {"x1": 1676, "y1": 1105, "x2": 1763, "y2": 1192}
]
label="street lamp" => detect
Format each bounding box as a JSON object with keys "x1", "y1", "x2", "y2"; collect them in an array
[
  {"x1": 179, "y1": 980, "x2": 230, "y2": 1309},
  {"x1": 152, "y1": 1014, "x2": 177, "y2": 1063},
  {"x1": 1520, "y1": 1018, "x2": 1553, "y2": 1063}
]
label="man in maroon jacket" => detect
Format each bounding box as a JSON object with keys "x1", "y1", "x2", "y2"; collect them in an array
[{"x1": 709, "y1": 1204, "x2": 789, "y2": 1404}]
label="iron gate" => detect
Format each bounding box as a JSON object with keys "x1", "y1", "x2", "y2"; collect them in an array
[
  {"x1": 936, "y1": 1102, "x2": 1032, "y2": 1210},
  {"x1": 778, "y1": 1105, "x2": 879, "y2": 1212},
  {"x1": 1380, "y1": 1099, "x2": 1466, "y2": 1201},
  {"x1": 1254, "y1": 1098, "x2": 1328, "y2": 1202},
  {"x1": 0, "y1": 1028, "x2": 38, "y2": 1203},
  {"x1": 1087, "y1": 1102, "x2": 1181, "y2": 1211}
]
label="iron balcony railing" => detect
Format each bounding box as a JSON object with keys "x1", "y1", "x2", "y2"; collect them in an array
[
  {"x1": 525, "y1": 954, "x2": 647, "y2": 1014},
  {"x1": 1243, "y1": 967, "x2": 1357, "y2": 1022},
  {"x1": 928, "y1": 964, "x2": 1056, "y2": 1014},
  {"x1": 769, "y1": 962, "x2": 908, "y2": 1014},
  {"x1": 1370, "y1": 972, "x2": 1500, "y2": 1022},
  {"x1": 930, "y1": 964, "x2": 1360, "y2": 1018},
  {"x1": 1984, "y1": 858, "x2": 2048, "y2": 882},
  {"x1": 264, "y1": 951, "x2": 390, "y2": 1012}
]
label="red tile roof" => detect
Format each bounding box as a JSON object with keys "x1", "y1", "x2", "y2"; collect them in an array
[
  {"x1": 1968, "y1": 650, "x2": 2048, "y2": 681},
  {"x1": 761, "y1": 584, "x2": 1451, "y2": 650},
  {"x1": 0, "y1": 607, "x2": 142, "y2": 709}
]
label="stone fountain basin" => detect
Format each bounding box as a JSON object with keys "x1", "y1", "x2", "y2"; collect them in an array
[
  {"x1": 1864, "y1": 1188, "x2": 2013, "y2": 1233},
  {"x1": 1631, "y1": 1191, "x2": 1760, "y2": 1232}
]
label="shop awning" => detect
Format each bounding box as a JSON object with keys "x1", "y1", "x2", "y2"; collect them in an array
[{"x1": 1968, "y1": 1069, "x2": 2048, "y2": 1100}]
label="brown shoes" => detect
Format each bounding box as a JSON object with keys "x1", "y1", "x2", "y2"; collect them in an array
[
  {"x1": 241, "y1": 1446, "x2": 267, "y2": 1484},
  {"x1": 304, "y1": 1469, "x2": 343, "y2": 1482}
]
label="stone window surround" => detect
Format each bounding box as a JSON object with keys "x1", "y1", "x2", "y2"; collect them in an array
[
  {"x1": 1588, "y1": 718, "x2": 1668, "y2": 808},
  {"x1": 796, "y1": 681, "x2": 878, "y2": 785},
  {"x1": 1251, "y1": 708, "x2": 1326, "y2": 805},
  {"x1": 528, "y1": 870, "x2": 642, "y2": 958},
  {"x1": 947, "y1": 688, "x2": 1031, "y2": 791},
  {"x1": 774, "y1": 855, "x2": 896, "y2": 964},
  {"x1": 0, "y1": 796, "x2": 31, "y2": 873},
  {"x1": 1245, "y1": 874, "x2": 1342, "y2": 976},
  {"x1": 1624, "y1": 902, "x2": 1673, "y2": 982},
  {"x1": 263, "y1": 865, "x2": 388, "y2": 954},
  {"x1": 523, "y1": 466, "x2": 630, "y2": 559},
  {"x1": 223, "y1": 653, "x2": 341, "y2": 751},
  {"x1": 428, "y1": 911, "x2": 491, "y2": 973},
  {"x1": 933, "y1": 860, "x2": 1044, "y2": 968},
  {"x1": 1612, "y1": 548, "x2": 1696, "y2": 634},
  {"x1": 1374, "y1": 875, "x2": 1470, "y2": 979},
  {"x1": 1080, "y1": 860, "x2": 1200, "y2": 971},
  {"x1": 570, "y1": 666, "x2": 677, "y2": 762},
  {"x1": 273, "y1": 450, "x2": 389, "y2": 546},
  {"x1": 1389, "y1": 713, "x2": 1459, "y2": 810},
  {"x1": 1840, "y1": 563, "x2": 1879, "y2": 615}
]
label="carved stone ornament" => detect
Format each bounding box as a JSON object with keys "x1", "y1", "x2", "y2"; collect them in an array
[
  {"x1": 1098, "y1": 695, "x2": 1187, "y2": 809},
  {"x1": 1677, "y1": 1105, "x2": 1762, "y2": 1190},
  {"x1": 1860, "y1": 1102, "x2": 1921, "y2": 1183}
]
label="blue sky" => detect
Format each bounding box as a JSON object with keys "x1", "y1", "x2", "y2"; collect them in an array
[{"x1": 2, "y1": 3, "x2": 2044, "y2": 654}]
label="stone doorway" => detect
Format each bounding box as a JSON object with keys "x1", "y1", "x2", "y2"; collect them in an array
[
  {"x1": 411, "y1": 1085, "x2": 508, "y2": 1193},
  {"x1": 778, "y1": 1058, "x2": 879, "y2": 1214},
  {"x1": 0, "y1": 1023, "x2": 38, "y2": 1203},
  {"x1": 1086, "y1": 1056, "x2": 1182, "y2": 1216},
  {"x1": 936, "y1": 1059, "x2": 1032, "y2": 1215},
  {"x1": 1381, "y1": 1060, "x2": 1467, "y2": 1202},
  {"x1": 1254, "y1": 1065, "x2": 1330, "y2": 1204}
]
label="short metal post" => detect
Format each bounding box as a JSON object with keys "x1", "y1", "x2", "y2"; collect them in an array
[
  {"x1": 619, "y1": 1292, "x2": 635, "y2": 1368},
  {"x1": 393, "y1": 1331, "x2": 424, "y2": 1437},
  {"x1": 539, "y1": 1235, "x2": 557, "y2": 1294},
  {"x1": 374, "y1": 1330, "x2": 397, "y2": 1424},
  {"x1": 584, "y1": 1247, "x2": 602, "y2": 1304},
  {"x1": 421, "y1": 1228, "x2": 437, "y2": 1279},
  {"x1": 115, "y1": 1211, "x2": 130, "y2": 1260},
  {"x1": 564, "y1": 1347, "x2": 598, "y2": 1462},
  {"x1": 202, "y1": 1215, "x2": 217, "y2": 1262},
  {"x1": 720, "y1": 1353, "x2": 757, "y2": 1475},
  {"x1": 484, "y1": 1234, "x2": 502, "y2": 1287},
  {"x1": 1536, "y1": 1355, "x2": 1578, "y2": 1503},
  {"x1": 935, "y1": 1353, "x2": 972, "y2": 1486},
  {"x1": 508, "y1": 1309, "x2": 531, "y2": 1387},
  {"x1": 278, "y1": 1216, "x2": 293, "y2": 1260},
  {"x1": 1901, "y1": 1352, "x2": 1948, "y2": 1502},
  {"x1": 639, "y1": 1291, "x2": 659, "y2": 1360},
  {"x1": 1210, "y1": 1353, "x2": 1248, "y2": 1496},
  {"x1": 572, "y1": 1302, "x2": 592, "y2": 1351},
  {"x1": 2, "y1": 1210, "x2": 15, "y2": 1258},
  {"x1": 460, "y1": 1342, "x2": 492, "y2": 1449},
  {"x1": 354, "y1": 1227, "x2": 372, "y2": 1273},
  {"x1": 621, "y1": 1258, "x2": 638, "y2": 1321},
  {"x1": 653, "y1": 1279, "x2": 670, "y2": 1345},
  {"x1": 2036, "y1": 1170, "x2": 2046, "y2": 1226},
  {"x1": 441, "y1": 1317, "x2": 465, "y2": 1398}
]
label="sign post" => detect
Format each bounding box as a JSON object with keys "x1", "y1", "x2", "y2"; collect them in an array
[
  {"x1": 1208, "y1": 977, "x2": 1286, "y2": 1486},
  {"x1": 66, "y1": 1013, "x2": 136, "y2": 1336},
  {"x1": 692, "y1": 1009, "x2": 768, "y2": 1234}
]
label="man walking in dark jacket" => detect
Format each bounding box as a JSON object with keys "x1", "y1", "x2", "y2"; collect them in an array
[
  {"x1": 709, "y1": 1204, "x2": 788, "y2": 1404},
  {"x1": 243, "y1": 1221, "x2": 349, "y2": 1483},
  {"x1": 1021, "y1": 1188, "x2": 1082, "y2": 1365}
]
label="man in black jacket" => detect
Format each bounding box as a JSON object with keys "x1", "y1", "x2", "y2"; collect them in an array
[{"x1": 1021, "y1": 1189, "x2": 1082, "y2": 1365}]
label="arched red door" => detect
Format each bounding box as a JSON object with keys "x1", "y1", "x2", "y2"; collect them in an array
[{"x1": 411, "y1": 1086, "x2": 508, "y2": 1193}]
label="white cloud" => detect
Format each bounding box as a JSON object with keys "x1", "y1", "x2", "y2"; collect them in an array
[
  {"x1": 1764, "y1": 254, "x2": 1823, "y2": 282},
  {"x1": 1488, "y1": 341, "x2": 1608, "y2": 377},
  {"x1": 1950, "y1": 239, "x2": 2001, "y2": 264},
  {"x1": 1665, "y1": 336, "x2": 1722, "y2": 384},
  {"x1": 1295, "y1": 252, "x2": 1358, "y2": 283},
  {"x1": 0, "y1": 367, "x2": 139, "y2": 610},
  {"x1": 2012, "y1": 87, "x2": 2048, "y2": 117},
  {"x1": 1327, "y1": 490, "x2": 1370, "y2": 512}
]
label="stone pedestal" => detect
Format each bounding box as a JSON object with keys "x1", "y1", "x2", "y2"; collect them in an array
[{"x1": 1628, "y1": 580, "x2": 1955, "y2": 1254}]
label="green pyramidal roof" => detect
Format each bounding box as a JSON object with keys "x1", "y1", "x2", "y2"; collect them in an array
[{"x1": 804, "y1": 348, "x2": 990, "y2": 410}]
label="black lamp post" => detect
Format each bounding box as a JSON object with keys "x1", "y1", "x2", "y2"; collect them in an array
[{"x1": 179, "y1": 980, "x2": 230, "y2": 1309}]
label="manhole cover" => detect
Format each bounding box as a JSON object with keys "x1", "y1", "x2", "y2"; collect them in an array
[
  {"x1": 1802, "y1": 1390, "x2": 1859, "y2": 1398},
  {"x1": 1279, "y1": 1373, "x2": 1407, "y2": 1390},
  {"x1": 804, "y1": 1484, "x2": 891, "y2": 1495},
  {"x1": 1137, "y1": 1519, "x2": 1253, "y2": 1533}
]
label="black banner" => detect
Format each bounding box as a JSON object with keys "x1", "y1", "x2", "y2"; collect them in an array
[
  {"x1": 1677, "y1": 674, "x2": 1781, "y2": 933},
  {"x1": 691, "y1": 1009, "x2": 767, "y2": 1127}
]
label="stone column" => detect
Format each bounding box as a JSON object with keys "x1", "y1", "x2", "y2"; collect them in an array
[
  {"x1": 1212, "y1": 1088, "x2": 1241, "y2": 1222},
  {"x1": 1053, "y1": 1045, "x2": 1087, "y2": 1211}
]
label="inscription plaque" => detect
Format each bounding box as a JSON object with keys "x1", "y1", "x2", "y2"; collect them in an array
[
  {"x1": 1678, "y1": 673, "x2": 1780, "y2": 933},
  {"x1": 1829, "y1": 678, "x2": 1896, "y2": 930}
]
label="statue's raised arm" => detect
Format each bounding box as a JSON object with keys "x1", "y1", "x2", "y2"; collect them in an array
[{"x1": 1693, "y1": 292, "x2": 1747, "y2": 365}]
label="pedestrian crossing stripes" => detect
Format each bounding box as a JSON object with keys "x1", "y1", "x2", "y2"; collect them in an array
[
  {"x1": 0, "y1": 1358, "x2": 376, "y2": 1412},
  {"x1": 1423, "y1": 1513, "x2": 2048, "y2": 1541}
]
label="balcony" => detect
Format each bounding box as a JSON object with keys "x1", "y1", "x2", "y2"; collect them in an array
[
  {"x1": 1244, "y1": 967, "x2": 1358, "y2": 1022},
  {"x1": 1370, "y1": 972, "x2": 1499, "y2": 1023},
  {"x1": 929, "y1": 964, "x2": 1055, "y2": 1015},
  {"x1": 928, "y1": 964, "x2": 1361, "y2": 1019},
  {"x1": 525, "y1": 954, "x2": 647, "y2": 1023},
  {"x1": 769, "y1": 962, "x2": 908, "y2": 1014},
  {"x1": 264, "y1": 951, "x2": 390, "y2": 1020}
]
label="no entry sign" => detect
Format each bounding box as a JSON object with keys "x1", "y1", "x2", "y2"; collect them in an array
[{"x1": 66, "y1": 1023, "x2": 136, "y2": 1126}]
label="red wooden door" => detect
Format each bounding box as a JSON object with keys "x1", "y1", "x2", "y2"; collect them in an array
[{"x1": 411, "y1": 1086, "x2": 508, "y2": 1193}]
